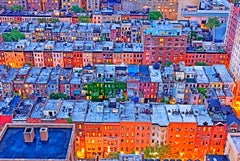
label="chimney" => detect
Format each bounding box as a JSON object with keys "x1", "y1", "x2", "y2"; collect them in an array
[
  {"x1": 24, "y1": 127, "x2": 35, "y2": 143},
  {"x1": 40, "y1": 127, "x2": 48, "y2": 141}
]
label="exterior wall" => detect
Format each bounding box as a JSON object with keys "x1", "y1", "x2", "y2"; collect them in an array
[
  {"x1": 87, "y1": 0, "x2": 100, "y2": 11},
  {"x1": 33, "y1": 51, "x2": 44, "y2": 67},
  {"x1": 5, "y1": 51, "x2": 25, "y2": 68},
  {"x1": 27, "y1": 118, "x2": 42, "y2": 123},
  {"x1": 119, "y1": 122, "x2": 151, "y2": 154},
  {"x1": 83, "y1": 123, "x2": 120, "y2": 158},
  {"x1": 59, "y1": 83, "x2": 71, "y2": 96},
  {"x1": 52, "y1": 52, "x2": 64, "y2": 67},
  {"x1": 61, "y1": 0, "x2": 80, "y2": 10},
  {"x1": 72, "y1": 51, "x2": 83, "y2": 67},
  {"x1": 92, "y1": 52, "x2": 104, "y2": 64},
  {"x1": 209, "y1": 123, "x2": 227, "y2": 155},
  {"x1": 92, "y1": 14, "x2": 102, "y2": 24},
  {"x1": 184, "y1": 52, "x2": 229, "y2": 66},
  {"x1": 2, "y1": 83, "x2": 14, "y2": 98},
  {"x1": 229, "y1": 15, "x2": 240, "y2": 111},
  {"x1": 0, "y1": 115, "x2": 12, "y2": 127},
  {"x1": 143, "y1": 35, "x2": 187, "y2": 65},
  {"x1": 139, "y1": 82, "x2": 158, "y2": 100},
  {"x1": 113, "y1": 53, "x2": 122, "y2": 64},
  {"x1": 225, "y1": 133, "x2": 240, "y2": 161},
  {"x1": 195, "y1": 126, "x2": 213, "y2": 159},
  {"x1": 225, "y1": 3, "x2": 240, "y2": 58},
  {"x1": 63, "y1": 52, "x2": 74, "y2": 68},
  {"x1": 166, "y1": 122, "x2": 198, "y2": 159},
  {"x1": 24, "y1": 51, "x2": 35, "y2": 66},
  {"x1": 42, "y1": 0, "x2": 60, "y2": 11},
  {"x1": 36, "y1": 84, "x2": 48, "y2": 97},
  {"x1": 43, "y1": 51, "x2": 53, "y2": 67},
  {"x1": 82, "y1": 52, "x2": 93, "y2": 66},
  {"x1": 151, "y1": 125, "x2": 167, "y2": 146},
  {"x1": 0, "y1": 51, "x2": 5, "y2": 65}
]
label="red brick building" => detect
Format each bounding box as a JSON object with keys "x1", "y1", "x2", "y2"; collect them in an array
[
  {"x1": 184, "y1": 52, "x2": 229, "y2": 67},
  {"x1": 143, "y1": 34, "x2": 187, "y2": 65},
  {"x1": 43, "y1": 51, "x2": 53, "y2": 67}
]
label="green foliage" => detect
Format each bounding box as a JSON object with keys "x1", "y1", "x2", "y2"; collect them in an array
[
  {"x1": 38, "y1": 18, "x2": 47, "y2": 23},
  {"x1": 50, "y1": 93, "x2": 70, "y2": 100},
  {"x1": 109, "y1": 152, "x2": 120, "y2": 159},
  {"x1": 11, "y1": 5, "x2": 24, "y2": 12},
  {"x1": 71, "y1": 5, "x2": 85, "y2": 13},
  {"x1": 24, "y1": 62, "x2": 33, "y2": 67},
  {"x1": 144, "y1": 144, "x2": 170, "y2": 159},
  {"x1": 78, "y1": 15, "x2": 90, "y2": 23},
  {"x1": 2, "y1": 29, "x2": 25, "y2": 42},
  {"x1": 121, "y1": 95, "x2": 128, "y2": 102},
  {"x1": 206, "y1": 17, "x2": 221, "y2": 30},
  {"x1": 149, "y1": 11, "x2": 163, "y2": 20},
  {"x1": 14, "y1": 92, "x2": 20, "y2": 96},
  {"x1": 197, "y1": 87, "x2": 207, "y2": 98},
  {"x1": 165, "y1": 61, "x2": 173, "y2": 67},
  {"x1": 195, "y1": 62, "x2": 208, "y2": 66},
  {"x1": 160, "y1": 98, "x2": 170, "y2": 104},
  {"x1": 67, "y1": 117, "x2": 72, "y2": 123},
  {"x1": 48, "y1": 18, "x2": 60, "y2": 23}
]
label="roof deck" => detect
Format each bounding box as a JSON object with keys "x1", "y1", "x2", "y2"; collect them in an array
[{"x1": 0, "y1": 124, "x2": 74, "y2": 160}]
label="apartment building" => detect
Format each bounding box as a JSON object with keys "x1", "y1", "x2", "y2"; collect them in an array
[{"x1": 143, "y1": 21, "x2": 187, "y2": 65}]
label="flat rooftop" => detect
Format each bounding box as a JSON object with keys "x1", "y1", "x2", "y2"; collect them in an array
[
  {"x1": 204, "y1": 66, "x2": 221, "y2": 83},
  {"x1": 231, "y1": 136, "x2": 240, "y2": 153},
  {"x1": 151, "y1": 104, "x2": 169, "y2": 126},
  {"x1": 192, "y1": 105, "x2": 213, "y2": 126},
  {"x1": 149, "y1": 66, "x2": 162, "y2": 83},
  {"x1": 57, "y1": 100, "x2": 74, "y2": 119},
  {"x1": 206, "y1": 155, "x2": 230, "y2": 161},
  {"x1": 71, "y1": 101, "x2": 88, "y2": 122},
  {"x1": 214, "y1": 64, "x2": 234, "y2": 83},
  {"x1": 178, "y1": 104, "x2": 196, "y2": 123},
  {"x1": 165, "y1": 104, "x2": 182, "y2": 123},
  {"x1": 194, "y1": 66, "x2": 209, "y2": 84},
  {"x1": 0, "y1": 124, "x2": 74, "y2": 160}
]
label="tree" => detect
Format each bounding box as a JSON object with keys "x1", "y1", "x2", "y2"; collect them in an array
[
  {"x1": 50, "y1": 93, "x2": 70, "y2": 100},
  {"x1": 149, "y1": 11, "x2": 163, "y2": 20},
  {"x1": 197, "y1": 87, "x2": 208, "y2": 98},
  {"x1": 109, "y1": 152, "x2": 120, "y2": 159},
  {"x1": 11, "y1": 5, "x2": 24, "y2": 12},
  {"x1": 157, "y1": 144, "x2": 170, "y2": 159},
  {"x1": 206, "y1": 17, "x2": 221, "y2": 30},
  {"x1": 71, "y1": 6, "x2": 85, "y2": 13},
  {"x1": 165, "y1": 61, "x2": 173, "y2": 67},
  {"x1": 71, "y1": 5, "x2": 80, "y2": 13},
  {"x1": 195, "y1": 62, "x2": 208, "y2": 66},
  {"x1": 144, "y1": 146, "x2": 154, "y2": 159},
  {"x1": 2, "y1": 29, "x2": 25, "y2": 42},
  {"x1": 48, "y1": 18, "x2": 60, "y2": 23},
  {"x1": 38, "y1": 18, "x2": 47, "y2": 23},
  {"x1": 160, "y1": 98, "x2": 170, "y2": 104},
  {"x1": 144, "y1": 144, "x2": 172, "y2": 160},
  {"x1": 71, "y1": 5, "x2": 85, "y2": 13},
  {"x1": 50, "y1": 93, "x2": 57, "y2": 99},
  {"x1": 67, "y1": 117, "x2": 72, "y2": 123},
  {"x1": 78, "y1": 15, "x2": 90, "y2": 23}
]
